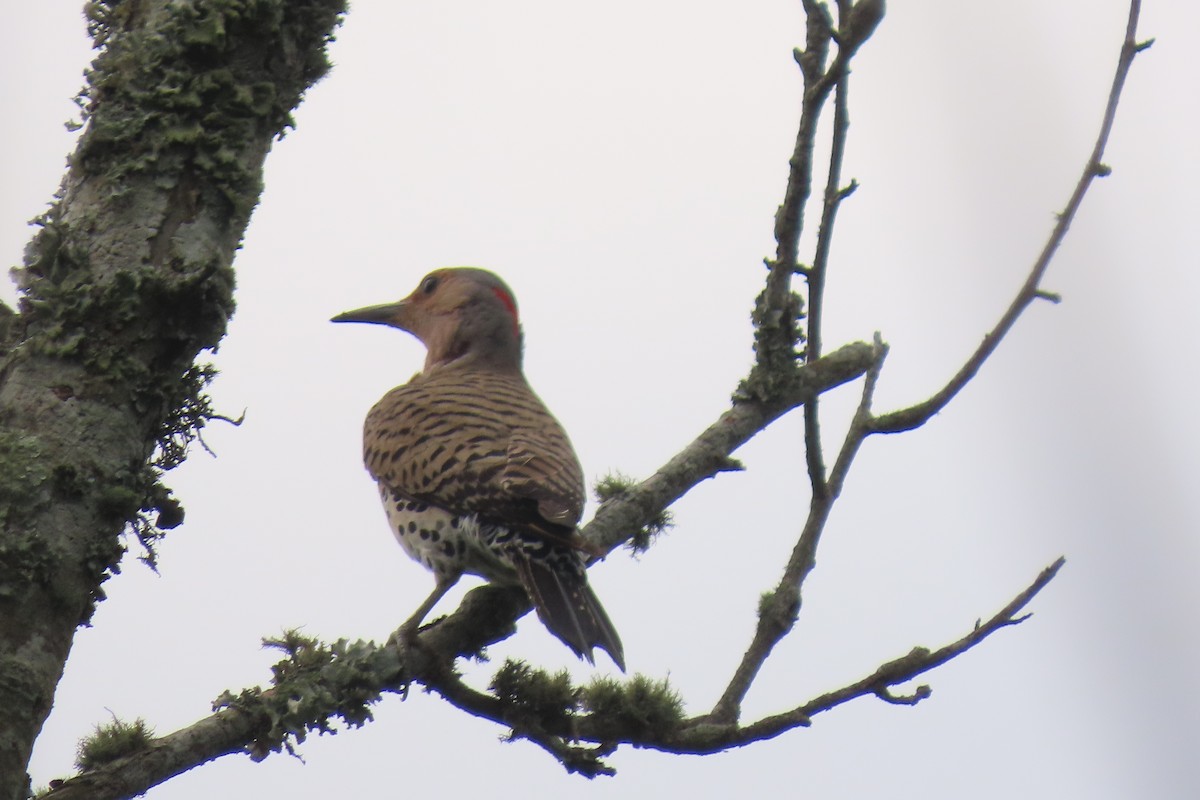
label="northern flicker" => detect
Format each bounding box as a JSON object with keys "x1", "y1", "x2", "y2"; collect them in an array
[{"x1": 333, "y1": 268, "x2": 625, "y2": 670}]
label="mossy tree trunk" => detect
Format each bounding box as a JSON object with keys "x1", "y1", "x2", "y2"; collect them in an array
[{"x1": 0, "y1": 2, "x2": 345, "y2": 797}]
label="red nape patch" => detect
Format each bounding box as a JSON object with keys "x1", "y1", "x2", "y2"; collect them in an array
[{"x1": 491, "y1": 286, "x2": 520, "y2": 335}]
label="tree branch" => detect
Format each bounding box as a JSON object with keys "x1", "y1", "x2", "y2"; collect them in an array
[
  {"x1": 48, "y1": 552, "x2": 1060, "y2": 795},
  {"x1": 870, "y1": 0, "x2": 1148, "y2": 434},
  {"x1": 2, "y1": 2, "x2": 346, "y2": 796},
  {"x1": 657, "y1": 557, "x2": 1063, "y2": 753},
  {"x1": 802, "y1": 0, "x2": 862, "y2": 498}
]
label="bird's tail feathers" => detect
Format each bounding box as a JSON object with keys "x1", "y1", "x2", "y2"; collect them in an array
[{"x1": 511, "y1": 551, "x2": 625, "y2": 672}]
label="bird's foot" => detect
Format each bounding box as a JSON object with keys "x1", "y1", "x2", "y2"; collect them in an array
[
  {"x1": 386, "y1": 624, "x2": 424, "y2": 700},
  {"x1": 388, "y1": 619, "x2": 452, "y2": 700},
  {"x1": 387, "y1": 621, "x2": 421, "y2": 649}
]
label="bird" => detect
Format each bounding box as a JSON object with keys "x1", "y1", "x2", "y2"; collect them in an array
[{"x1": 332, "y1": 267, "x2": 625, "y2": 671}]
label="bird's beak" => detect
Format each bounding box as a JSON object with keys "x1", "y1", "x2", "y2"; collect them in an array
[{"x1": 331, "y1": 300, "x2": 409, "y2": 328}]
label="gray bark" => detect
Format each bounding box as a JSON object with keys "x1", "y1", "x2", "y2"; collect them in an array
[{"x1": 0, "y1": 2, "x2": 345, "y2": 797}]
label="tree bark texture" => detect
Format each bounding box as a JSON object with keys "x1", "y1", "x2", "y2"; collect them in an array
[{"x1": 0, "y1": 2, "x2": 345, "y2": 797}]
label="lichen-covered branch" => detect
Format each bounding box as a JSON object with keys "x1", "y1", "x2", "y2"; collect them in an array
[
  {"x1": 0, "y1": 2, "x2": 346, "y2": 797},
  {"x1": 46, "y1": 555, "x2": 1062, "y2": 795},
  {"x1": 754, "y1": 0, "x2": 883, "y2": 384}
]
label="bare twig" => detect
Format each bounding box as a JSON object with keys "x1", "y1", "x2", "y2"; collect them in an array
[
  {"x1": 659, "y1": 557, "x2": 1064, "y2": 754},
  {"x1": 802, "y1": 0, "x2": 865, "y2": 498},
  {"x1": 870, "y1": 0, "x2": 1148, "y2": 434},
  {"x1": 753, "y1": 0, "x2": 833, "y2": 378}
]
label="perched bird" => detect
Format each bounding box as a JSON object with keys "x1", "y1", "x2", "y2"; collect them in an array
[{"x1": 333, "y1": 268, "x2": 624, "y2": 670}]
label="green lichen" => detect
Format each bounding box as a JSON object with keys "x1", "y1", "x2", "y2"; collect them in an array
[
  {"x1": 581, "y1": 674, "x2": 684, "y2": 739},
  {"x1": 593, "y1": 471, "x2": 674, "y2": 554},
  {"x1": 0, "y1": 429, "x2": 125, "y2": 613},
  {"x1": 96, "y1": 485, "x2": 142, "y2": 521},
  {"x1": 127, "y1": 361, "x2": 235, "y2": 567},
  {"x1": 74, "y1": 0, "x2": 346, "y2": 217},
  {"x1": 758, "y1": 589, "x2": 776, "y2": 618},
  {"x1": 20, "y1": 215, "x2": 235, "y2": 381},
  {"x1": 15, "y1": 0, "x2": 348, "y2": 369},
  {"x1": 15, "y1": 212, "x2": 234, "y2": 565},
  {"x1": 739, "y1": 271, "x2": 807, "y2": 403},
  {"x1": 757, "y1": 585, "x2": 799, "y2": 632},
  {"x1": 489, "y1": 660, "x2": 578, "y2": 726},
  {"x1": 3, "y1": 0, "x2": 347, "y2": 628},
  {"x1": 214, "y1": 631, "x2": 386, "y2": 761},
  {"x1": 0, "y1": 432, "x2": 57, "y2": 597},
  {"x1": 0, "y1": 432, "x2": 51, "y2": 525},
  {"x1": 149, "y1": 363, "x2": 225, "y2": 471},
  {"x1": 75, "y1": 715, "x2": 154, "y2": 771},
  {"x1": 0, "y1": 533, "x2": 54, "y2": 602},
  {"x1": 593, "y1": 472, "x2": 637, "y2": 503}
]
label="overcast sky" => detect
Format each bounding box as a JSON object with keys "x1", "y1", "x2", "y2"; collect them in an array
[{"x1": 5, "y1": 1, "x2": 1199, "y2": 797}]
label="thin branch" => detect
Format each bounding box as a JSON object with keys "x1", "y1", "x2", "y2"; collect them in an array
[
  {"x1": 802, "y1": 0, "x2": 860, "y2": 498},
  {"x1": 875, "y1": 685, "x2": 932, "y2": 706},
  {"x1": 658, "y1": 557, "x2": 1064, "y2": 754},
  {"x1": 416, "y1": 557, "x2": 1065, "y2": 764},
  {"x1": 870, "y1": 0, "x2": 1147, "y2": 434},
  {"x1": 754, "y1": 0, "x2": 833, "y2": 378},
  {"x1": 710, "y1": 336, "x2": 887, "y2": 722},
  {"x1": 795, "y1": 556, "x2": 1064, "y2": 719},
  {"x1": 42, "y1": 706, "x2": 264, "y2": 800},
  {"x1": 425, "y1": 662, "x2": 619, "y2": 778},
  {"x1": 808, "y1": 1, "x2": 858, "y2": 363},
  {"x1": 764, "y1": 0, "x2": 879, "y2": 295},
  {"x1": 774, "y1": 0, "x2": 833, "y2": 271},
  {"x1": 827, "y1": 331, "x2": 888, "y2": 496}
]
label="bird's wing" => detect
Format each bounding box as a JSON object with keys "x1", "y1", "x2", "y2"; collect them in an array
[
  {"x1": 503, "y1": 427, "x2": 586, "y2": 527},
  {"x1": 363, "y1": 371, "x2": 586, "y2": 536}
]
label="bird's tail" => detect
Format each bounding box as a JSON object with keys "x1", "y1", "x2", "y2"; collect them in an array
[{"x1": 510, "y1": 548, "x2": 625, "y2": 672}]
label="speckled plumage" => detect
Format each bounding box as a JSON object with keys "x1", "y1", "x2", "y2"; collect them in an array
[
  {"x1": 364, "y1": 368, "x2": 586, "y2": 539},
  {"x1": 334, "y1": 268, "x2": 624, "y2": 670}
]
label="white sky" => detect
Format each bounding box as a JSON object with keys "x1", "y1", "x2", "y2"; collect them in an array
[{"x1": 5, "y1": 1, "x2": 1199, "y2": 797}]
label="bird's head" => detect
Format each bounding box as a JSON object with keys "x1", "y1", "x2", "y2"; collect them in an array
[{"x1": 333, "y1": 267, "x2": 523, "y2": 372}]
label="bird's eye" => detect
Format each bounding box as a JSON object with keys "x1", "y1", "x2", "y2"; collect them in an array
[{"x1": 420, "y1": 275, "x2": 439, "y2": 295}]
